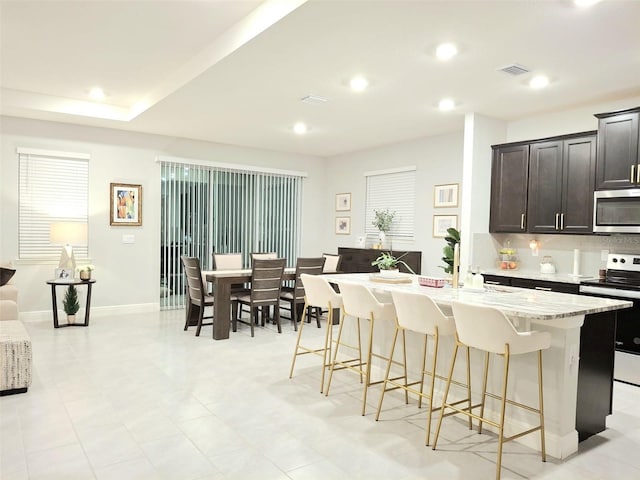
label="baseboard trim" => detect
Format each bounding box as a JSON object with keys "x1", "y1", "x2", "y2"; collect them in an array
[{"x1": 19, "y1": 303, "x2": 160, "y2": 322}]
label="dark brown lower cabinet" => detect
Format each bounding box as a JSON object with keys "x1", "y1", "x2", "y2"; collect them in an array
[{"x1": 337, "y1": 247, "x2": 421, "y2": 274}]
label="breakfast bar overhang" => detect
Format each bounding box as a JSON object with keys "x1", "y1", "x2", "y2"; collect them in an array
[{"x1": 322, "y1": 273, "x2": 632, "y2": 460}]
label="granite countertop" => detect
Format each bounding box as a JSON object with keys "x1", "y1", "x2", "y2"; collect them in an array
[
  {"x1": 481, "y1": 269, "x2": 598, "y2": 285},
  {"x1": 322, "y1": 273, "x2": 631, "y2": 320}
]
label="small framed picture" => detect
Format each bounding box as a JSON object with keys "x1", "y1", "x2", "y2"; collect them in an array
[
  {"x1": 54, "y1": 268, "x2": 73, "y2": 280},
  {"x1": 434, "y1": 183, "x2": 459, "y2": 208},
  {"x1": 335, "y1": 193, "x2": 351, "y2": 211},
  {"x1": 335, "y1": 216, "x2": 351, "y2": 235},
  {"x1": 433, "y1": 215, "x2": 458, "y2": 238},
  {"x1": 110, "y1": 183, "x2": 142, "y2": 226}
]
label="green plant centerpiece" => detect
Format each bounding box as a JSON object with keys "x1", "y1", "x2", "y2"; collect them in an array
[
  {"x1": 63, "y1": 285, "x2": 80, "y2": 323},
  {"x1": 371, "y1": 251, "x2": 416, "y2": 274},
  {"x1": 440, "y1": 227, "x2": 460, "y2": 275},
  {"x1": 372, "y1": 209, "x2": 395, "y2": 248}
]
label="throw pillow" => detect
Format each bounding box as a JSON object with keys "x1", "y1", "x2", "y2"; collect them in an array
[{"x1": 0, "y1": 267, "x2": 16, "y2": 286}]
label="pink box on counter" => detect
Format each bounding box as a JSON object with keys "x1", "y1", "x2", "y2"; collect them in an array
[{"x1": 418, "y1": 276, "x2": 447, "y2": 288}]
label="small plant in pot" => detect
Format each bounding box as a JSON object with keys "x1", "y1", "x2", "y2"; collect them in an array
[
  {"x1": 77, "y1": 264, "x2": 94, "y2": 281},
  {"x1": 371, "y1": 251, "x2": 416, "y2": 277},
  {"x1": 63, "y1": 285, "x2": 80, "y2": 324}
]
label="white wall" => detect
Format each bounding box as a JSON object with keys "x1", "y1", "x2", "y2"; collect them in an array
[
  {"x1": 0, "y1": 116, "x2": 326, "y2": 315},
  {"x1": 324, "y1": 132, "x2": 464, "y2": 276}
]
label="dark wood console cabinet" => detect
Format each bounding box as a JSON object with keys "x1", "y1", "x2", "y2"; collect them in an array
[{"x1": 338, "y1": 247, "x2": 422, "y2": 274}]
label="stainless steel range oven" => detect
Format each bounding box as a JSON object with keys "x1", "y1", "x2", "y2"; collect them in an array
[{"x1": 580, "y1": 253, "x2": 640, "y2": 386}]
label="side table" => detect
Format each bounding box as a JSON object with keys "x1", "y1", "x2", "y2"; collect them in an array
[{"x1": 46, "y1": 279, "x2": 96, "y2": 328}]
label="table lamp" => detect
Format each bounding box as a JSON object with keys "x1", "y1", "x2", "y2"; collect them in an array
[{"x1": 50, "y1": 222, "x2": 87, "y2": 273}]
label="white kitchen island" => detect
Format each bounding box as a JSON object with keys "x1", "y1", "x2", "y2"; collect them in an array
[{"x1": 322, "y1": 273, "x2": 631, "y2": 460}]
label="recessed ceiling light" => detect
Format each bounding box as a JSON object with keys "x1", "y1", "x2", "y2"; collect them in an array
[
  {"x1": 293, "y1": 122, "x2": 308, "y2": 135},
  {"x1": 529, "y1": 75, "x2": 550, "y2": 89},
  {"x1": 349, "y1": 75, "x2": 369, "y2": 92},
  {"x1": 435, "y1": 43, "x2": 458, "y2": 61},
  {"x1": 574, "y1": 0, "x2": 601, "y2": 7},
  {"x1": 438, "y1": 98, "x2": 455, "y2": 111},
  {"x1": 89, "y1": 87, "x2": 105, "y2": 101}
]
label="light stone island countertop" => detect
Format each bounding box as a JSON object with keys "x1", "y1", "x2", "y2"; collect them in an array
[
  {"x1": 322, "y1": 273, "x2": 631, "y2": 321},
  {"x1": 480, "y1": 269, "x2": 598, "y2": 284}
]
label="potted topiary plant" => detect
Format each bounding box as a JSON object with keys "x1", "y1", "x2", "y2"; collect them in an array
[
  {"x1": 372, "y1": 209, "x2": 395, "y2": 248},
  {"x1": 371, "y1": 251, "x2": 416, "y2": 277},
  {"x1": 63, "y1": 285, "x2": 80, "y2": 324}
]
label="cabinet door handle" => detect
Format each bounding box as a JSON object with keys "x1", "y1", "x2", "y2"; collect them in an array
[
  {"x1": 637, "y1": 164, "x2": 640, "y2": 184},
  {"x1": 555, "y1": 213, "x2": 560, "y2": 230},
  {"x1": 521, "y1": 213, "x2": 525, "y2": 230},
  {"x1": 632, "y1": 164, "x2": 636, "y2": 184},
  {"x1": 561, "y1": 213, "x2": 565, "y2": 230},
  {"x1": 534, "y1": 286, "x2": 552, "y2": 291},
  {"x1": 485, "y1": 280, "x2": 501, "y2": 285}
]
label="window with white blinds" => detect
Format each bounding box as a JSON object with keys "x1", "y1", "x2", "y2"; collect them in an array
[
  {"x1": 160, "y1": 160, "x2": 303, "y2": 309},
  {"x1": 364, "y1": 167, "x2": 416, "y2": 238},
  {"x1": 18, "y1": 148, "x2": 89, "y2": 260}
]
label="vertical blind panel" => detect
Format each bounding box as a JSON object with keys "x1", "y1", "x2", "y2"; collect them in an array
[
  {"x1": 365, "y1": 169, "x2": 416, "y2": 238},
  {"x1": 160, "y1": 161, "x2": 303, "y2": 310},
  {"x1": 19, "y1": 153, "x2": 89, "y2": 260}
]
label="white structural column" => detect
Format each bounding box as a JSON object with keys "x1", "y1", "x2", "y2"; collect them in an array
[{"x1": 460, "y1": 113, "x2": 506, "y2": 273}]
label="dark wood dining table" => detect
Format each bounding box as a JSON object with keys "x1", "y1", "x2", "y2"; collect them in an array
[{"x1": 203, "y1": 267, "x2": 296, "y2": 340}]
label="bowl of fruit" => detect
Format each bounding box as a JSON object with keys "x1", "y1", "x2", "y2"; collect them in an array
[{"x1": 498, "y1": 247, "x2": 519, "y2": 270}]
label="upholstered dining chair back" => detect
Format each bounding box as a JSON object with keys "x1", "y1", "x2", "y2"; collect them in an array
[
  {"x1": 251, "y1": 252, "x2": 278, "y2": 262},
  {"x1": 322, "y1": 253, "x2": 342, "y2": 273},
  {"x1": 213, "y1": 253, "x2": 243, "y2": 270},
  {"x1": 337, "y1": 281, "x2": 396, "y2": 321},
  {"x1": 391, "y1": 290, "x2": 456, "y2": 337}
]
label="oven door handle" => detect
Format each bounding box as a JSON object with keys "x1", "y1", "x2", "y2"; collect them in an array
[{"x1": 580, "y1": 285, "x2": 640, "y2": 300}]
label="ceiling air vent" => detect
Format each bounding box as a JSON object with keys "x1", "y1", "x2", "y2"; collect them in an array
[{"x1": 497, "y1": 63, "x2": 530, "y2": 76}]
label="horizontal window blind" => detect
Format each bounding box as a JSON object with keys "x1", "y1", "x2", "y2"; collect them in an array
[
  {"x1": 365, "y1": 167, "x2": 416, "y2": 238},
  {"x1": 18, "y1": 149, "x2": 89, "y2": 260}
]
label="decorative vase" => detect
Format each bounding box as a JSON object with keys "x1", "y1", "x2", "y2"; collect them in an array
[
  {"x1": 378, "y1": 231, "x2": 386, "y2": 248},
  {"x1": 80, "y1": 270, "x2": 91, "y2": 281},
  {"x1": 67, "y1": 314, "x2": 76, "y2": 324}
]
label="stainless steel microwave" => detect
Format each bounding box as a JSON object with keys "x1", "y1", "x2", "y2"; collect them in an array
[{"x1": 594, "y1": 189, "x2": 640, "y2": 233}]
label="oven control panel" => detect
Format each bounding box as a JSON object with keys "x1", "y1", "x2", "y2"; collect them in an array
[{"x1": 607, "y1": 253, "x2": 640, "y2": 272}]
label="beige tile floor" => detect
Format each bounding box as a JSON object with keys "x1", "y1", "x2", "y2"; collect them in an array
[{"x1": 1, "y1": 309, "x2": 639, "y2": 479}]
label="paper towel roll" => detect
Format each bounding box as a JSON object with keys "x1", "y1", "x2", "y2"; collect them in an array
[{"x1": 573, "y1": 249, "x2": 580, "y2": 277}]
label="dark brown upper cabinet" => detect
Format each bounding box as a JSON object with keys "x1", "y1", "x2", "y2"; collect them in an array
[
  {"x1": 489, "y1": 144, "x2": 529, "y2": 233},
  {"x1": 528, "y1": 135, "x2": 596, "y2": 234},
  {"x1": 595, "y1": 107, "x2": 640, "y2": 190},
  {"x1": 490, "y1": 132, "x2": 596, "y2": 234}
]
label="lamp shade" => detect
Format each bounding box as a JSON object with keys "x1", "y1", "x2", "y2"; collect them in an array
[{"x1": 50, "y1": 222, "x2": 87, "y2": 245}]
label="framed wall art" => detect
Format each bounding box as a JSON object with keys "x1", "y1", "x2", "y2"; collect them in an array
[
  {"x1": 110, "y1": 183, "x2": 142, "y2": 226},
  {"x1": 335, "y1": 192, "x2": 352, "y2": 211},
  {"x1": 335, "y1": 216, "x2": 351, "y2": 235},
  {"x1": 434, "y1": 183, "x2": 459, "y2": 208},
  {"x1": 433, "y1": 214, "x2": 458, "y2": 238}
]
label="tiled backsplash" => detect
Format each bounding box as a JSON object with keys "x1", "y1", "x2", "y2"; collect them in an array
[{"x1": 471, "y1": 233, "x2": 640, "y2": 277}]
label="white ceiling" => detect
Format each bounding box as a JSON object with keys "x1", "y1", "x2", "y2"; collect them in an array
[{"x1": 2, "y1": 0, "x2": 640, "y2": 157}]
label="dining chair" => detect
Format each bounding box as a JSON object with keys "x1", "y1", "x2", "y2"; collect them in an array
[
  {"x1": 322, "y1": 253, "x2": 342, "y2": 273},
  {"x1": 289, "y1": 274, "x2": 343, "y2": 393},
  {"x1": 432, "y1": 301, "x2": 551, "y2": 480},
  {"x1": 232, "y1": 258, "x2": 286, "y2": 337},
  {"x1": 251, "y1": 252, "x2": 278, "y2": 262},
  {"x1": 181, "y1": 256, "x2": 214, "y2": 337},
  {"x1": 375, "y1": 290, "x2": 457, "y2": 446},
  {"x1": 279, "y1": 257, "x2": 326, "y2": 330},
  {"x1": 212, "y1": 252, "x2": 243, "y2": 270}
]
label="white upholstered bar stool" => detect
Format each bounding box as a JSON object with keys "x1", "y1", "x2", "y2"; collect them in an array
[
  {"x1": 289, "y1": 274, "x2": 343, "y2": 393},
  {"x1": 325, "y1": 281, "x2": 397, "y2": 416},
  {"x1": 432, "y1": 301, "x2": 551, "y2": 480},
  {"x1": 375, "y1": 290, "x2": 457, "y2": 446}
]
